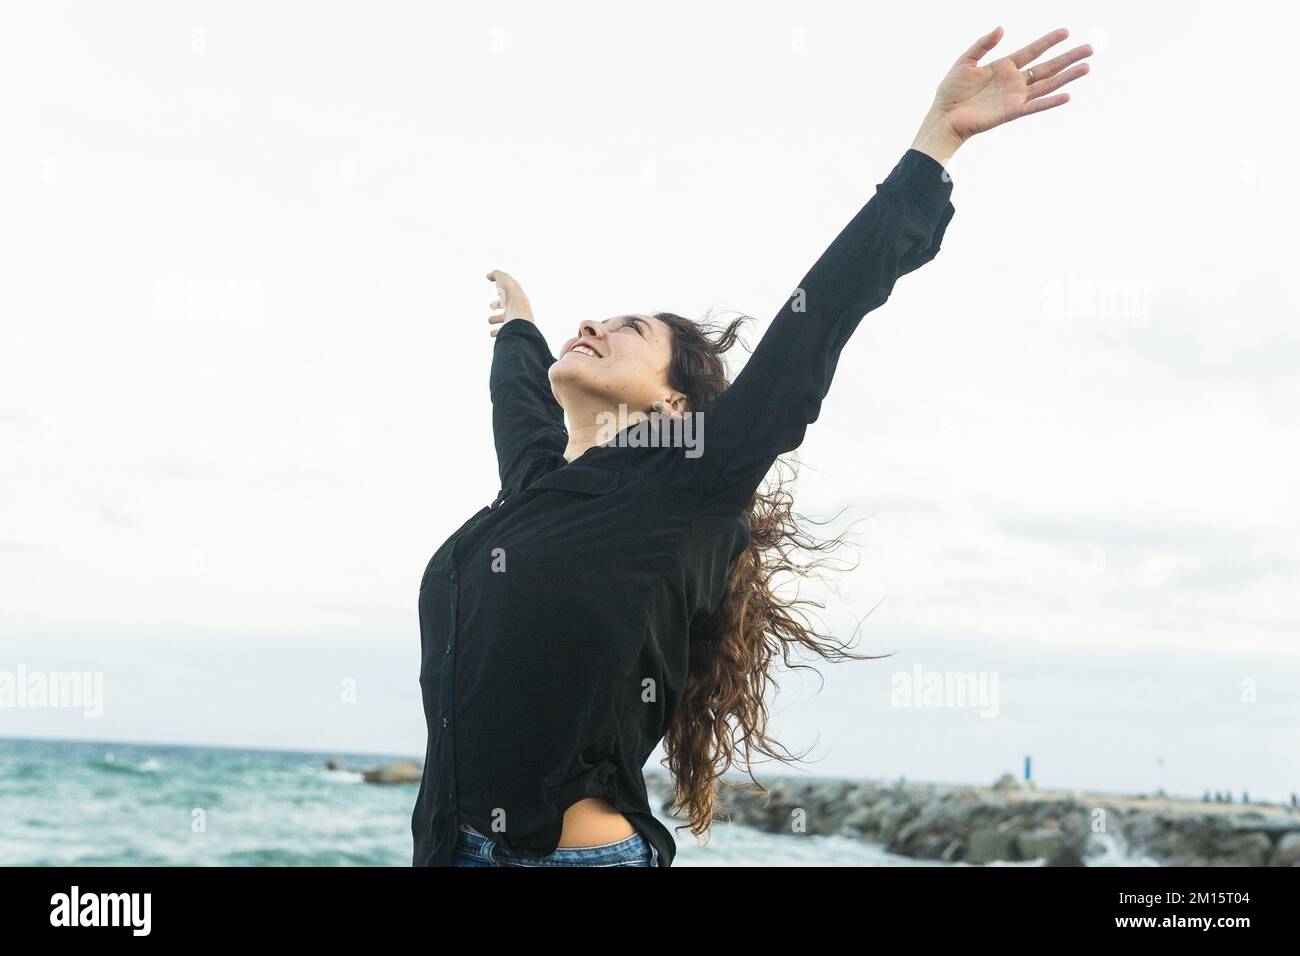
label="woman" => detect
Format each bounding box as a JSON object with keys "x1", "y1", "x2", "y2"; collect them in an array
[{"x1": 414, "y1": 25, "x2": 1092, "y2": 867}]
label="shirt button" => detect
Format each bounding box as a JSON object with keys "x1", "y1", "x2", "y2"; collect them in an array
[
  {"x1": 442, "y1": 717, "x2": 449, "y2": 728},
  {"x1": 445, "y1": 640, "x2": 452, "y2": 655}
]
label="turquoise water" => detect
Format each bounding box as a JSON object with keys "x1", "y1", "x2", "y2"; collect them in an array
[{"x1": 0, "y1": 737, "x2": 1034, "y2": 866}]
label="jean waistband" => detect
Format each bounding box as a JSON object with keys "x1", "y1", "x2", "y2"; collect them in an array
[{"x1": 455, "y1": 822, "x2": 653, "y2": 865}]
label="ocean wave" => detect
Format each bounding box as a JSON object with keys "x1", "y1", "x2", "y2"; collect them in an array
[
  {"x1": 94, "y1": 752, "x2": 163, "y2": 775},
  {"x1": 320, "y1": 768, "x2": 365, "y2": 784}
]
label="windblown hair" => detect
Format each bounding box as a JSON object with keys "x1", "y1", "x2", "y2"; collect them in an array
[{"x1": 650, "y1": 309, "x2": 893, "y2": 845}]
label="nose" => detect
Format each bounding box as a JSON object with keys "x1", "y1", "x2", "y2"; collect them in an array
[{"x1": 577, "y1": 319, "x2": 605, "y2": 340}]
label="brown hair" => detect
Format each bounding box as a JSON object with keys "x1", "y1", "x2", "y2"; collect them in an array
[{"x1": 650, "y1": 309, "x2": 892, "y2": 845}]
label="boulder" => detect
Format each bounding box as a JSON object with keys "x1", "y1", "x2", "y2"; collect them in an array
[
  {"x1": 362, "y1": 761, "x2": 422, "y2": 784},
  {"x1": 966, "y1": 827, "x2": 1018, "y2": 864},
  {"x1": 1016, "y1": 827, "x2": 1065, "y2": 861},
  {"x1": 992, "y1": 773, "x2": 1023, "y2": 792},
  {"x1": 1269, "y1": 832, "x2": 1300, "y2": 867}
]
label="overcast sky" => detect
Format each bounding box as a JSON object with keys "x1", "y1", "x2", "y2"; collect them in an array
[{"x1": 2, "y1": 0, "x2": 1297, "y2": 801}]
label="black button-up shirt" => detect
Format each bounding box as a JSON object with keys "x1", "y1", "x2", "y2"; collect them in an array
[{"x1": 412, "y1": 148, "x2": 955, "y2": 866}]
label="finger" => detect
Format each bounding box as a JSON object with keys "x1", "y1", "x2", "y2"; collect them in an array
[
  {"x1": 1009, "y1": 28, "x2": 1069, "y2": 69},
  {"x1": 1016, "y1": 92, "x2": 1070, "y2": 119},
  {"x1": 491, "y1": 297, "x2": 501, "y2": 309},
  {"x1": 956, "y1": 25, "x2": 1003, "y2": 65},
  {"x1": 488, "y1": 312, "x2": 506, "y2": 324},
  {"x1": 1024, "y1": 43, "x2": 1093, "y2": 83},
  {"x1": 1027, "y1": 62, "x2": 1089, "y2": 100}
]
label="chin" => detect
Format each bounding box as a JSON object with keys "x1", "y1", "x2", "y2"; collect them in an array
[
  {"x1": 548, "y1": 356, "x2": 580, "y2": 387},
  {"x1": 547, "y1": 357, "x2": 592, "y2": 399},
  {"x1": 550, "y1": 362, "x2": 621, "y2": 406},
  {"x1": 552, "y1": 350, "x2": 601, "y2": 377}
]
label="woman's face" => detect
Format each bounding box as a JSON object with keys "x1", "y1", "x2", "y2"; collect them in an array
[{"x1": 549, "y1": 313, "x2": 676, "y2": 414}]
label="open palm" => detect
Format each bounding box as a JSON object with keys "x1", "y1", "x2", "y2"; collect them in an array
[{"x1": 934, "y1": 27, "x2": 1093, "y2": 140}]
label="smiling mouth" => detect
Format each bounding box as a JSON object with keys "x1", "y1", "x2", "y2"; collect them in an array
[{"x1": 568, "y1": 343, "x2": 601, "y2": 358}]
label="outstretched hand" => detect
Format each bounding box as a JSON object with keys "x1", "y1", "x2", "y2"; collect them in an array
[
  {"x1": 486, "y1": 269, "x2": 536, "y2": 337},
  {"x1": 912, "y1": 26, "x2": 1093, "y2": 165}
]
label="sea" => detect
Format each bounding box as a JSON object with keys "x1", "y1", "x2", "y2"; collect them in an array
[{"x1": 0, "y1": 737, "x2": 1147, "y2": 866}]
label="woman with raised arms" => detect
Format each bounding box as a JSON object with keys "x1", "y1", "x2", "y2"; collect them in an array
[{"x1": 412, "y1": 25, "x2": 1093, "y2": 867}]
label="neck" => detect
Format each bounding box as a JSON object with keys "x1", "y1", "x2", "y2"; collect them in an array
[{"x1": 561, "y1": 400, "x2": 652, "y2": 463}]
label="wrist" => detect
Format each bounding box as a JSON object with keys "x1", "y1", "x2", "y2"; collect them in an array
[
  {"x1": 910, "y1": 110, "x2": 964, "y2": 168},
  {"x1": 504, "y1": 296, "x2": 535, "y2": 325}
]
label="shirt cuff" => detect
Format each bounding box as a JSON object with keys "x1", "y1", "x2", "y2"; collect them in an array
[
  {"x1": 881, "y1": 148, "x2": 955, "y2": 224},
  {"x1": 494, "y1": 317, "x2": 554, "y2": 354},
  {"x1": 494, "y1": 317, "x2": 544, "y2": 341}
]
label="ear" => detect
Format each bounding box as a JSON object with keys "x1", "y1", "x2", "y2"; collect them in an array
[{"x1": 653, "y1": 395, "x2": 689, "y2": 417}]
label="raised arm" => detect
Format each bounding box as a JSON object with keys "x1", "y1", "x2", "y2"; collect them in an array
[
  {"x1": 485, "y1": 270, "x2": 567, "y2": 496},
  {"x1": 694, "y1": 150, "x2": 953, "y2": 508},
  {"x1": 694, "y1": 26, "x2": 1093, "y2": 510}
]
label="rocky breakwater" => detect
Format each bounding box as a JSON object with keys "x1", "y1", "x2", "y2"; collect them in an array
[{"x1": 644, "y1": 771, "x2": 1300, "y2": 866}]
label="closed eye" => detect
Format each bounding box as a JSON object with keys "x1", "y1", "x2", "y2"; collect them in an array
[{"x1": 599, "y1": 315, "x2": 648, "y2": 338}]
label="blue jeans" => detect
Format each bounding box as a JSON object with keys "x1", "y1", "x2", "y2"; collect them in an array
[{"x1": 452, "y1": 822, "x2": 658, "y2": 867}]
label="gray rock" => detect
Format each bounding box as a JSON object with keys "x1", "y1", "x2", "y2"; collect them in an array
[
  {"x1": 967, "y1": 827, "x2": 1018, "y2": 864},
  {"x1": 362, "y1": 760, "x2": 421, "y2": 784},
  {"x1": 1269, "y1": 832, "x2": 1300, "y2": 867},
  {"x1": 1206, "y1": 832, "x2": 1272, "y2": 866},
  {"x1": 1016, "y1": 827, "x2": 1064, "y2": 861}
]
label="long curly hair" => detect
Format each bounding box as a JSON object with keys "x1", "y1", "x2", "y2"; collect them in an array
[{"x1": 649, "y1": 309, "x2": 893, "y2": 845}]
